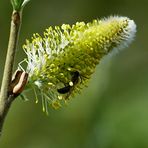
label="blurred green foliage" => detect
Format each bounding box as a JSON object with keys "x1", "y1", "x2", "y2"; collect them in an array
[{"x1": 0, "y1": 0, "x2": 148, "y2": 148}]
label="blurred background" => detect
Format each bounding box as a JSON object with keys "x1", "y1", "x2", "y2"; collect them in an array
[{"x1": 0, "y1": 0, "x2": 148, "y2": 148}]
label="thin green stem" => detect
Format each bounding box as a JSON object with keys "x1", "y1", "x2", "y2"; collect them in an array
[{"x1": 0, "y1": 10, "x2": 22, "y2": 136}]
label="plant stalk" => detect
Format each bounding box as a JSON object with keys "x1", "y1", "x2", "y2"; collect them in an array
[{"x1": 0, "y1": 10, "x2": 22, "y2": 136}]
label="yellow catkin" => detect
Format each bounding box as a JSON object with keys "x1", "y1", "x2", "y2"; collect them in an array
[{"x1": 19, "y1": 16, "x2": 136, "y2": 111}]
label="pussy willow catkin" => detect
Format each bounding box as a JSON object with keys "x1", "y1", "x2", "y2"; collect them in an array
[{"x1": 19, "y1": 16, "x2": 136, "y2": 112}]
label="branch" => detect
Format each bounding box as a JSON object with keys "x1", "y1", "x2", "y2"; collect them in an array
[{"x1": 0, "y1": 10, "x2": 22, "y2": 136}]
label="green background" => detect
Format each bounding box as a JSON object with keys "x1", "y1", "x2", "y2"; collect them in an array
[{"x1": 0, "y1": 0, "x2": 148, "y2": 148}]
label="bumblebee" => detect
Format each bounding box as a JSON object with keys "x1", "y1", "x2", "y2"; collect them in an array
[{"x1": 57, "y1": 71, "x2": 80, "y2": 94}]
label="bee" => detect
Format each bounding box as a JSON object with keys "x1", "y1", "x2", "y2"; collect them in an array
[{"x1": 57, "y1": 71, "x2": 80, "y2": 94}]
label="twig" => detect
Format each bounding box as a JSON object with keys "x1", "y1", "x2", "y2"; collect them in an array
[{"x1": 0, "y1": 10, "x2": 22, "y2": 136}]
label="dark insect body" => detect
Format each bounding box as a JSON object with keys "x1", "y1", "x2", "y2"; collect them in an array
[
  {"x1": 57, "y1": 71, "x2": 80, "y2": 94},
  {"x1": 71, "y1": 71, "x2": 80, "y2": 85},
  {"x1": 57, "y1": 85, "x2": 71, "y2": 94}
]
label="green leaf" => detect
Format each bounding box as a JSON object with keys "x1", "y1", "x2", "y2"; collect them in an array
[{"x1": 11, "y1": 0, "x2": 30, "y2": 11}]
